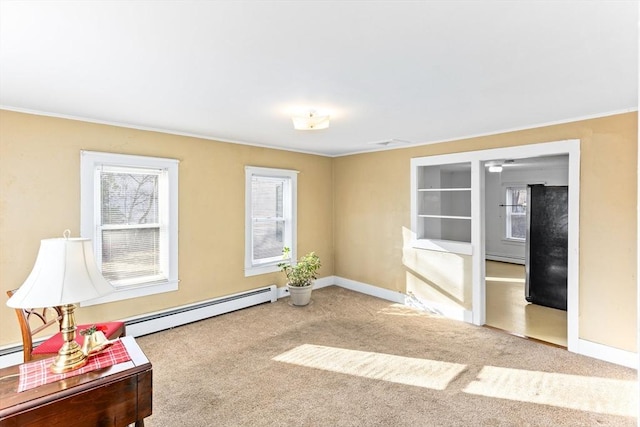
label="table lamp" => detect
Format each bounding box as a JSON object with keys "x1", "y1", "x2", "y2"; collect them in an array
[{"x1": 6, "y1": 230, "x2": 115, "y2": 373}]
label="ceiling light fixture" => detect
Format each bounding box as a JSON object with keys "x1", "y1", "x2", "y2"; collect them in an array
[
  {"x1": 488, "y1": 165, "x2": 503, "y2": 173},
  {"x1": 292, "y1": 110, "x2": 330, "y2": 130}
]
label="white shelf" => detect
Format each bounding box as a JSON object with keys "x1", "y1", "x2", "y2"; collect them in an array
[
  {"x1": 418, "y1": 214, "x2": 472, "y2": 220},
  {"x1": 411, "y1": 238, "x2": 473, "y2": 256},
  {"x1": 412, "y1": 161, "x2": 472, "y2": 249},
  {"x1": 417, "y1": 188, "x2": 471, "y2": 192}
]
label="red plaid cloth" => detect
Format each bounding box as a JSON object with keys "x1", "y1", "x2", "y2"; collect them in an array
[{"x1": 18, "y1": 339, "x2": 131, "y2": 392}]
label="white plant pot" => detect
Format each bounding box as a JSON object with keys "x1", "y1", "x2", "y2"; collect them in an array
[{"x1": 287, "y1": 283, "x2": 313, "y2": 306}]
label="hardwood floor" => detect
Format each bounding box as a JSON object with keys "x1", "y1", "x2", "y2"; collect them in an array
[{"x1": 485, "y1": 260, "x2": 567, "y2": 347}]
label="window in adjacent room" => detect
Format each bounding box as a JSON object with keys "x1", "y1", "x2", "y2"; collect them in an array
[
  {"x1": 80, "y1": 151, "x2": 179, "y2": 304},
  {"x1": 505, "y1": 186, "x2": 527, "y2": 241},
  {"x1": 245, "y1": 166, "x2": 297, "y2": 276}
]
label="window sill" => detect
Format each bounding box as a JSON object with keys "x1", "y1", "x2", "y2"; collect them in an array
[
  {"x1": 501, "y1": 238, "x2": 525, "y2": 245},
  {"x1": 81, "y1": 279, "x2": 179, "y2": 306},
  {"x1": 244, "y1": 263, "x2": 281, "y2": 277}
]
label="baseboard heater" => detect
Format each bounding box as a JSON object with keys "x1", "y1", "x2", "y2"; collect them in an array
[
  {"x1": 124, "y1": 285, "x2": 277, "y2": 338},
  {"x1": 0, "y1": 285, "x2": 277, "y2": 368}
]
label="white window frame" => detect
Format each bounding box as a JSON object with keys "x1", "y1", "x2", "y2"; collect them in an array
[
  {"x1": 244, "y1": 166, "x2": 298, "y2": 277},
  {"x1": 80, "y1": 150, "x2": 179, "y2": 305},
  {"x1": 504, "y1": 185, "x2": 527, "y2": 242}
]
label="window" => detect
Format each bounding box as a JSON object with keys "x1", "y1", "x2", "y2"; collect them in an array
[
  {"x1": 81, "y1": 151, "x2": 179, "y2": 304},
  {"x1": 505, "y1": 186, "x2": 527, "y2": 241},
  {"x1": 245, "y1": 166, "x2": 297, "y2": 276}
]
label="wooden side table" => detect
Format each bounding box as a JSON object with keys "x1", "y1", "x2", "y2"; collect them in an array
[{"x1": 0, "y1": 336, "x2": 152, "y2": 427}]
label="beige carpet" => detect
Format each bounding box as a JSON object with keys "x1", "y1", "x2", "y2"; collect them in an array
[{"x1": 137, "y1": 286, "x2": 637, "y2": 426}]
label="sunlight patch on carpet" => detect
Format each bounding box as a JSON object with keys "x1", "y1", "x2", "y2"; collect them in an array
[
  {"x1": 273, "y1": 344, "x2": 466, "y2": 390},
  {"x1": 463, "y1": 366, "x2": 638, "y2": 417},
  {"x1": 376, "y1": 303, "x2": 433, "y2": 317}
]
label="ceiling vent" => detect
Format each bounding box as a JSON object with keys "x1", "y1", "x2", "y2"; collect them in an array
[{"x1": 370, "y1": 139, "x2": 412, "y2": 147}]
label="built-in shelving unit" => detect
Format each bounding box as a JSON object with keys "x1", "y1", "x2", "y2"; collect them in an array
[{"x1": 411, "y1": 160, "x2": 472, "y2": 254}]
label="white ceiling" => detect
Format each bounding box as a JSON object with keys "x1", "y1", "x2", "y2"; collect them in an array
[{"x1": 0, "y1": 1, "x2": 637, "y2": 157}]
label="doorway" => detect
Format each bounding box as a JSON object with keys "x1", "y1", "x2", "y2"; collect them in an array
[
  {"x1": 410, "y1": 139, "x2": 580, "y2": 352},
  {"x1": 483, "y1": 155, "x2": 569, "y2": 347}
]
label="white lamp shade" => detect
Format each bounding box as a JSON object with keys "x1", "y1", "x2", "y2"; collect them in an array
[{"x1": 7, "y1": 237, "x2": 115, "y2": 308}]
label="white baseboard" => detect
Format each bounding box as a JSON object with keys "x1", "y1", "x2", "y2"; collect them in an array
[
  {"x1": 2, "y1": 278, "x2": 635, "y2": 371},
  {"x1": 331, "y1": 276, "x2": 635, "y2": 369},
  {"x1": 0, "y1": 350, "x2": 22, "y2": 368},
  {"x1": 486, "y1": 255, "x2": 525, "y2": 265},
  {"x1": 576, "y1": 338, "x2": 638, "y2": 369},
  {"x1": 124, "y1": 285, "x2": 277, "y2": 337},
  {"x1": 0, "y1": 284, "x2": 278, "y2": 369},
  {"x1": 404, "y1": 292, "x2": 474, "y2": 323},
  {"x1": 333, "y1": 276, "x2": 405, "y2": 304},
  {"x1": 275, "y1": 276, "x2": 336, "y2": 299}
]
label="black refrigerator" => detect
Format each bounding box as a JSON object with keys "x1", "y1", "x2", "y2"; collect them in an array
[{"x1": 525, "y1": 184, "x2": 568, "y2": 311}]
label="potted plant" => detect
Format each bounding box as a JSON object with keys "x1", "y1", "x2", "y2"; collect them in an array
[{"x1": 278, "y1": 247, "x2": 321, "y2": 306}]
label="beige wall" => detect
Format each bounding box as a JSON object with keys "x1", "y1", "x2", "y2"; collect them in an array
[
  {"x1": 0, "y1": 110, "x2": 334, "y2": 346},
  {"x1": 334, "y1": 113, "x2": 637, "y2": 353},
  {"x1": 1, "y1": 110, "x2": 637, "y2": 354}
]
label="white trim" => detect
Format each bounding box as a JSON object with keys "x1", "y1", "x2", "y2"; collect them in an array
[
  {"x1": 405, "y1": 292, "x2": 474, "y2": 323},
  {"x1": 83, "y1": 279, "x2": 180, "y2": 306},
  {"x1": 0, "y1": 351, "x2": 22, "y2": 368},
  {"x1": 333, "y1": 276, "x2": 406, "y2": 304},
  {"x1": 411, "y1": 239, "x2": 473, "y2": 255},
  {"x1": 330, "y1": 276, "x2": 634, "y2": 369},
  {"x1": 244, "y1": 263, "x2": 281, "y2": 277},
  {"x1": 411, "y1": 140, "x2": 580, "y2": 353},
  {"x1": 124, "y1": 285, "x2": 277, "y2": 337},
  {"x1": 2, "y1": 105, "x2": 636, "y2": 158},
  {"x1": 80, "y1": 150, "x2": 179, "y2": 305},
  {"x1": 0, "y1": 106, "x2": 330, "y2": 158},
  {"x1": 576, "y1": 339, "x2": 638, "y2": 370},
  {"x1": 338, "y1": 108, "x2": 637, "y2": 157},
  {"x1": 275, "y1": 275, "x2": 335, "y2": 299},
  {"x1": 471, "y1": 159, "x2": 485, "y2": 325},
  {"x1": 0, "y1": 285, "x2": 277, "y2": 369},
  {"x1": 3, "y1": 276, "x2": 634, "y2": 370},
  {"x1": 244, "y1": 166, "x2": 298, "y2": 277},
  {"x1": 410, "y1": 159, "x2": 473, "y2": 254},
  {"x1": 486, "y1": 255, "x2": 525, "y2": 265}
]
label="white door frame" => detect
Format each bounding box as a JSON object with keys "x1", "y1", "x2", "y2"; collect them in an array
[
  {"x1": 467, "y1": 139, "x2": 580, "y2": 354},
  {"x1": 414, "y1": 139, "x2": 636, "y2": 366},
  {"x1": 411, "y1": 139, "x2": 580, "y2": 350}
]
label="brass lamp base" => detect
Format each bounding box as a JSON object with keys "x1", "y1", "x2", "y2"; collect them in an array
[
  {"x1": 50, "y1": 340, "x2": 87, "y2": 373},
  {"x1": 49, "y1": 304, "x2": 88, "y2": 374}
]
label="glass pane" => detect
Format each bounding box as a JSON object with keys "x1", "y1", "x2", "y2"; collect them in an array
[
  {"x1": 252, "y1": 177, "x2": 284, "y2": 218},
  {"x1": 101, "y1": 172, "x2": 159, "y2": 225},
  {"x1": 101, "y1": 228, "x2": 160, "y2": 282},
  {"x1": 253, "y1": 220, "x2": 285, "y2": 260},
  {"x1": 507, "y1": 188, "x2": 527, "y2": 213},
  {"x1": 509, "y1": 215, "x2": 527, "y2": 240}
]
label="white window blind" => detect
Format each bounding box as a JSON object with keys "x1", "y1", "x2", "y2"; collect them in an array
[
  {"x1": 99, "y1": 167, "x2": 164, "y2": 285},
  {"x1": 251, "y1": 175, "x2": 288, "y2": 264},
  {"x1": 245, "y1": 166, "x2": 297, "y2": 276},
  {"x1": 81, "y1": 151, "x2": 178, "y2": 305},
  {"x1": 505, "y1": 187, "x2": 527, "y2": 241}
]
